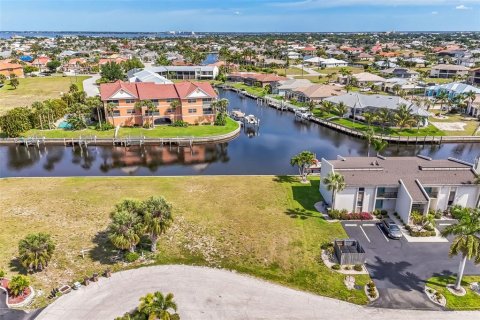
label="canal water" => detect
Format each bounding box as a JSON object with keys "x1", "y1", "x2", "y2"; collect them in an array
[{"x1": 1, "y1": 89, "x2": 479, "y2": 177}]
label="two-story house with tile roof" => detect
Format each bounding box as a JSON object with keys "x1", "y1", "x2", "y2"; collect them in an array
[{"x1": 99, "y1": 80, "x2": 217, "y2": 126}]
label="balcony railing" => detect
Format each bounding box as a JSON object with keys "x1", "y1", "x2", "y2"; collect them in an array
[{"x1": 376, "y1": 192, "x2": 398, "y2": 198}]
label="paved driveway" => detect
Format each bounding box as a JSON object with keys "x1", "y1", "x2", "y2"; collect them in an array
[
  {"x1": 82, "y1": 75, "x2": 100, "y2": 97},
  {"x1": 342, "y1": 221, "x2": 480, "y2": 310},
  {"x1": 0, "y1": 289, "x2": 39, "y2": 320},
  {"x1": 36, "y1": 265, "x2": 479, "y2": 320}
]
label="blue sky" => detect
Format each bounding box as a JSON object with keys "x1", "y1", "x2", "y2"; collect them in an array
[{"x1": 1, "y1": 0, "x2": 479, "y2": 32}]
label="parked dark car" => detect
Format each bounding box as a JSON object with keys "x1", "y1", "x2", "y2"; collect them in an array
[{"x1": 381, "y1": 218, "x2": 403, "y2": 239}]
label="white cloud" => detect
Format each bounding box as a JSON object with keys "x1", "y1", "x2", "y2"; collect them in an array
[
  {"x1": 431, "y1": 11, "x2": 439, "y2": 14},
  {"x1": 234, "y1": 11, "x2": 241, "y2": 15},
  {"x1": 455, "y1": 4, "x2": 472, "y2": 9}
]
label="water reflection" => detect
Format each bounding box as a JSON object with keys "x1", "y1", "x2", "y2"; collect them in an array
[{"x1": 1, "y1": 89, "x2": 479, "y2": 177}]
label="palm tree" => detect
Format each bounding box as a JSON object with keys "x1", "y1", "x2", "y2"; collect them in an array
[
  {"x1": 32, "y1": 101, "x2": 45, "y2": 130},
  {"x1": 372, "y1": 138, "x2": 388, "y2": 156},
  {"x1": 465, "y1": 91, "x2": 476, "y2": 115},
  {"x1": 142, "y1": 196, "x2": 173, "y2": 252},
  {"x1": 321, "y1": 100, "x2": 334, "y2": 115},
  {"x1": 306, "y1": 100, "x2": 316, "y2": 113},
  {"x1": 106, "y1": 102, "x2": 116, "y2": 126},
  {"x1": 138, "y1": 292, "x2": 178, "y2": 320},
  {"x1": 322, "y1": 172, "x2": 346, "y2": 209},
  {"x1": 169, "y1": 99, "x2": 181, "y2": 121},
  {"x1": 362, "y1": 111, "x2": 376, "y2": 127},
  {"x1": 441, "y1": 208, "x2": 480, "y2": 291},
  {"x1": 392, "y1": 84, "x2": 401, "y2": 96},
  {"x1": 394, "y1": 104, "x2": 416, "y2": 128},
  {"x1": 363, "y1": 128, "x2": 375, "y2": 157},
  {"x1": 86, "y1": 96, "x2": 103, "y2": 129},
  {"x1": 290, "y1": 151, "x2": 316, "y2": 183},
  {"x1": 18, "y1": 233, "x2": 56, "y2": 272},
  {"x1": 135, "y1": 100, "x2": 156, "y2": 128},
  {"x1": 435, "y1": 91, "x2": 449, "y2": 114},
  {"x1": 334, "y1": 102, "x2": 348, "y2": 118},
  {"x1": 376, "y1": 108, "x2": 391, "y2": 133},
  {"x1": 8, "y1": 275, "x2": 30, "y2": 297},
  {"x1": 339, "y1": 67, "x2": 352, "y2": 84},
  {"x1": 108, "y1": 210, "x2": 142, "y2": 253}
]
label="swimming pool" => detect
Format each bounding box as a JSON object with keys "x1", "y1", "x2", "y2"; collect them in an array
[{"x1": 58, "y1": 121, "x2": 73, "y2": 129}]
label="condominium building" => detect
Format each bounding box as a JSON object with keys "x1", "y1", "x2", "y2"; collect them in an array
[
  {"x1": 99, "y1": 80, "x2": 217, "y2": 126},
  {"x1": 320, "y1": 156, "x2": 480, "y2": 223},
  {"x1": 127, "y1": 66, "x2": 219, "y2": 81}
]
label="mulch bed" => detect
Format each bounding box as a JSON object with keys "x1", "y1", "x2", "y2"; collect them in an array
[{"x1": 0, "y1": 278, "x2": 32, "y2": 305}]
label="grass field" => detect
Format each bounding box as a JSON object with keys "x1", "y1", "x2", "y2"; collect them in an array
[
  {"x1": 430, "y1": 114, "x2": 480, "y2": 136},
  {"x1": 275, "y1": 67, "x2": 305, "y2": 76},
  {"x1": 0, "y1": 176, "x2": 369, "y2": 308},
  {"x1": 226, "y1": 82, "x2": 267, "y2": 97},
  {"x1": 426, "y1": 275, "x2": 480, "y2": 310},
  {"x1": 315, "y1": 66, "x2": 364, "y2": 75},
  {"x1": 0, "y1": 76, "x2": 89, "y2": 114},
  {"x1": 424, "y1": 77, "x2": 454, "y2": 84},
  {"x1": 22, "y1": 117, "x2": 239, "y2": 139}
]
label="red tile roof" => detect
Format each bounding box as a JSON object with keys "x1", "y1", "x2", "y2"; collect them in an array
[
  {"x1": 100, "y1": 81, "x2": 217, "y2": 101},
  {"x1": 0, "y1": 61, "x2": 23, "y2": 71}
]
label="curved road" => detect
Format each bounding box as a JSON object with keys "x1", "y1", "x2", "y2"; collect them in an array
[{"x1": 37, "y1": 265, "x2": 478, "y2": 320}]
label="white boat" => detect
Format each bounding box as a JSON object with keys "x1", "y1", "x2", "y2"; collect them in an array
[
  {"x1": 244, "y1": 114, "x2": 260, "y2": 126},
  {"x1": 294, "y1": 108, "x2": 312, "y2": 121},
  {"x1": 230, "y1": 109, "x2": 245, "y2": 120}
]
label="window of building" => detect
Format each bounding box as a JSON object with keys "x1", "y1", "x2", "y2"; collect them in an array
[
  {"x1": 356, "y1": 187, "x2": 365, "y2": 213},
  {"x1": 202, "y1": 106, "x2": 214, "y2": 114},
  {"x1": 125, "y1": 99, "x2": 135, "y2": 104},
  {"x1": 126, "y1": 109, "x2": 135, "y2": 115},
  {"x1": 151, "y1": 99, "x2": 159, "y2": 105},
  {"x1": 107, "y1": 100, "x2": 119, "y2": 105},
  {"x1": 166, "y1": 108, "x2": 174, "y2": 113},
  {"x1": 448, "y1": 187, "x2": 457, "y2": 206},
  {"x1": 188, "y1": 108, "x2": 196, "y2": 114},
  {"x1": 187, "y1": 99, "x2": 196, "y2": 103},
  {"x1": 113, "y1": 110, "x2": 120, "y2": 117}
]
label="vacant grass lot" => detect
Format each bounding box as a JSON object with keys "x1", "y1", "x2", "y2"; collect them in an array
[
  {"x1": 426, "y1": 275, "x2": 480, "y2": 310},
  {"x1": 274, "y1": 67, "x2": 305, "y2": 76},
  {"x1": 226, "y1": 82, "x2": 267, "y2": 96},
  {"x1": 429, "y1": 114, "x2": 480, "y2": 136},
  {"x1": 0, "y1": 176, "x2": 369, "y2": 308},
  {"x1": 315, "y1": 66, "x2": 364, "y2": 75},
  {"x1": 23, "y1": 117, "x2": 239, "y2": 139},
  {"x1": 0, "y1": 76, "x2": 89, "y2": 114}
]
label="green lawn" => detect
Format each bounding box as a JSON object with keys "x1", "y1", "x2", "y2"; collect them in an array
[
  {"x1": 292, "y1": 75, "x2": 329, "y2": 84},
  {"x1": 275, "y1": 67, "x2": 305, "y2": 76},
  {"x1": 426, "y1": 276, "x2": 480, "y2": 310},
  {"x1": 424, "y1": 77, "x2": 454, "y2": 84},
  {"x1": 22, "y1": 117, "x2": 239, "y2": 139},
  {"x1": 226, "y1": 82, "x2": 267, "y2": 97},
  {"x1": 0, "y1": 76, "x2": 89, "y2": 114},
  {"x1": 0, "y1": 176, "x2": 370, "y2": 308}
]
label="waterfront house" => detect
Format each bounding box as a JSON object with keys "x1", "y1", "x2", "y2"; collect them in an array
[
  {"x1": 429, "y1": 64, "x2": 469, "y2": 79},
  {"x1": 425, "y1": 82, "x2": 480, "y2": 99},
  {"x1": 324, "y1": 92, "x2": 429, "y2": 123},
  {"x1": 128, "y1": 66, "x2": 219, "y2": 80},
  {"x1": 128, "y1": 69, "x2": 173, "y2": 84},
  {"x1": 272, "y1": 79, "x2": 312, "y2": 96},
  {"x1": 0, "y1": 60, "x2": 24, "y2": 79},
  {"x1": 320, "y1": 156, "x2": 480, "y2": 223},
  {"x1": 380, "y1": 67, "x2": 418, "y2": 79},
  {"x1": 346, "y1": 72, "x2": 386, "y2": 87},
  {"x1": 99, "y1": 80, "x2": 217, "y2": 126},
  {"x1": 227, "y1": 72, "x2": 287, "y2": 88},
  {"x1": 31, "y1": 56, "x2": 51, "y2": 72},
  {"x1": 304, "y1": 57, "x2": 348, "y2": 68},
  {"x1": 287, "y1": 84, "x2": 345, "y2": 103}
]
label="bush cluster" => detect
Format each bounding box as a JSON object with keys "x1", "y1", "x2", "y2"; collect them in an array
[
  {"x1": 353, "y1": 264, "x2": 363, "y2": 272},
  {"x1": 331, "y1": 264, "x2": 341, "y2": 270},
  {"x1": 124, "y1": 252, "x2": 140, "y2": 263},
  {"x1": 171, "y1": 120, "x2": 189, "y2": 127},
  {"x1": 328, "y1": 209, "x2": 373, "y2": 220}
]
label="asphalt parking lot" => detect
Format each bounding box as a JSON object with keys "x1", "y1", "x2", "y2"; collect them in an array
[{"x1": 342, "y1": 220, "x2": 480, "y2": 310}]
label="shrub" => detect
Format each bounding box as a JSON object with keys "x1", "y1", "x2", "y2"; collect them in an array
[
  {"x1": 381, "y1": 210, "x2": 388, "y2": 216},
  {"x1": 367, "y1": 281, "x2": 375, "y2": 289},
  {"x1": 320, "y1": 242, "x2": 333, "y2": 250},
  {"x1": 0, "y1": 270, "x2": 5, "y2": 279},
  {"x1": 354, "y1": 264, "x2": 363, "y2": 272},
  {"x1": 331, "y1": 264, "x2": 341, "y2": 270},
  {"x1": 341, "y1": 212, "x2": 373, "y2": 221},
  {"x1": 409, "y1": 230, "x2": 436, "y2": 237},
  {"x1": 95, "y1": 122, "x2": 114, "y2": 131},
  {"x1": 434, "y1": 292, "x2": 443, "y2": 300},
  {"x1": 424, "y1": 224, "x2": 434, "y2": 232},
  {"x1": 0, "y1": 107, "x2": 34, "y2": 137},
  {"x1": 214, "y1": 112, "x2": 227, "y2": 126},
  {"x1": 8, "y1": 275, "x2": 30, "y2": 297},
  {"x1": 171, "y1": 120, "x2": 189, "y2": 127},
  {"x1": 344, "y1": 266, "x2": 351, "y2": 270},
  {"x1": 124, "y1": 252, "x2": 140, "y2": 262}
]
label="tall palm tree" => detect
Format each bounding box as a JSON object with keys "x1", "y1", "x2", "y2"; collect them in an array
[
  {"x1": 169, "y1": 99, "x2": 181, "y2": 121},
  {"x1": 135, "y1": 100, "x2": 156, "y2": 128},
  {"x1": 435, "y1": 91, "x2": 449, "y2": 114},
  {"x1": 363, "y1": 128, "x2": 375, "y2": 157},
  {"x1": 138, "y1": 292, "x2": 178, "y2": 320},
  {"x1": 363, "y1": 111, "x2": 376, "y2": 128},
  {"x1": 18, "y1": 233, "x2": 56, "y2": 272},
  {"x1": 108, "y1": 210, "x2": 142, "y2": 253},
  {"x1": 464, "y1": 91, "x2": 476, "y2": 115},
  {"x1": 441, "y1": 208, "x2": 480, "y2": 291},
  {"x1": 32, "y1": 101, "x2": 45, "y2": 130},
  {"x1": 142, "y1": 196, "x2": 173, "y2": 252},
  {"x1": 86, "y1": 96, "x2": 103, "y2": 129},
  {"x1": 322, "y1": 172, "x2": 346, "y2": 209},
  {"x1": 372, "y1": 138, "x2": 388, "y2": 156},
  {"x1": 376, "y1": 108, "x2": 391, "y2": 133},
  {"x1": 106, "y1": 102, "x2": 116, "y2": 126},
  {"x1": 321, "y1": 100, "x2": 334, "y2": 115}
]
